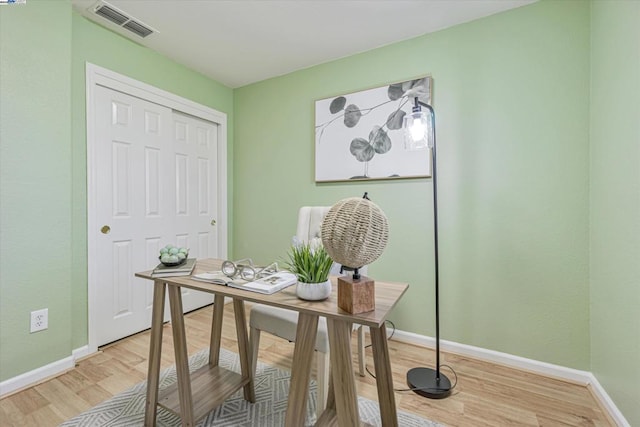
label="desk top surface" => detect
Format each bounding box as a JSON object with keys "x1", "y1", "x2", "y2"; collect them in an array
[{"x1": 136, "y1": 258, "x2": 409, "y2": 327}]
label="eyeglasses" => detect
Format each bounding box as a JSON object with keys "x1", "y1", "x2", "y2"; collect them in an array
[{"x1": 221, "y1": 258, "x2": 279, "y2": 281}]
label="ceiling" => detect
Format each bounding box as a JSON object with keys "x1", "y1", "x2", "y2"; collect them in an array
[{"x1": 72, "y1": 0, "x2": 536, "y2": 88}]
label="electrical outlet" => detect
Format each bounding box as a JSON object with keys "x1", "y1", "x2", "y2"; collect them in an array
[{"x1": 30, "y1": 308, "x2": 48, "y2": 333}]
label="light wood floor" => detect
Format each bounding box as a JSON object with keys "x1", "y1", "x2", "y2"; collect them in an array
[{"x1": 0, "y1": 302, "x2": 613, "y2": 426}]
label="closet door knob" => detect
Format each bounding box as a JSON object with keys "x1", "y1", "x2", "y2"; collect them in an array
[{"x1": 101, "y1": 225, "x2": 111, "y2": 234}]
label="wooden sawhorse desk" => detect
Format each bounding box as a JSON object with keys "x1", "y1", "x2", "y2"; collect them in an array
[{"x1": 136, "y1": 258, "x2": 409, "y2": 426}]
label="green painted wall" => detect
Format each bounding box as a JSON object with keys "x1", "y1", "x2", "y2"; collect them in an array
[
  {"x1": 0, "y1": 0, "x2": 232, "y2": 381},
  {"x1": 0, "y1": 0, "x2": 73, "y2": 379},
  {"x1": 234, "y1": 0, "x2": 592, "y2": 369},
  {"x1": 70, "y1": 12, "x2": 234, "y2": 350},
  {"x1": 3, "y1": 1, "x2": 637, "y2": 422},
  {"x1": 590, "y1": 1, "x2": 640, "y2": 425}
]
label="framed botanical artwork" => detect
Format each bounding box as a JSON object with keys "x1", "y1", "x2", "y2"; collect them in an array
[{"x1": 315, "y1": 76, "x2": 433, "y2": 182}]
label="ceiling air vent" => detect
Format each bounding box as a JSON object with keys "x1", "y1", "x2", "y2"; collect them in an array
[
  {"x1": 91, "y1": 1, "x2": 156, "y2": 38},
  {"x1": 122, "y1": 20, "x2": 153, "y2": 38}
]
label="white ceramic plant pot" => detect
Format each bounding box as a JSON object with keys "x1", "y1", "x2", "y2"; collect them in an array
[{"x1": 296, "y1": 279, "x2": 332, "y2": 301}]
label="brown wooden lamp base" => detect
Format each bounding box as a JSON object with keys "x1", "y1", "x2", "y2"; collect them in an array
[{"x1": 337, "y1": 275, "x2": 375, "y2": 314}]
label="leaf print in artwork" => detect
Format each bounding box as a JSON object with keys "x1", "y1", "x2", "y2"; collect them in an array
[
  {"x1": 343, "y1": 104, "x2": 362, "y2": 128},
  {"x1": 329, "y1": 96, "x2": 346, "y2": 114},
  {"x1": 348, "y1": 126, "x2": 390, "y2": 177},
  {"x1": 370, "y1": 126, "x2": 391, "y2": 154},
  {"x1": 386, "y1": 109, "x2": 406, "y2": 130},
  {"x1": 350, "y1": 138, "x2": 375, "y2": 162},
  {"x1": 402, "y1": 79, "x2": 430, "y2": 102},
  {"x1": 387, "y1": 83, "x2": 405, "y2": 101}
]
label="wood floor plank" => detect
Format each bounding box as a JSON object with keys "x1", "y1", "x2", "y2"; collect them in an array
[
  {"x1": 22, "y1": 405, "x2": 65, "y2": 427},
  {"x1": 32, "y1": 378, "x2": 93, "y2": 419},
  {"x1": 76, "y1": 383, "x2": 114, "y2": 407},
  {"x1": 0, "y1": 303, "x2": 613, "y2": 427},
  {"x1": 97, "y1": 369, "x2": 146, "y2": 395},
  {"x1": 0, "y1": 397, "x2": 28, "y2": 427},
  {"x1": 4, "y1": 387, "x2": 48, "y2": 415}
]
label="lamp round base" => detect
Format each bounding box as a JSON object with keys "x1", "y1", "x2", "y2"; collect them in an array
[{"x1": 407, "y1": 367, "x2": 452, "y2": 399}]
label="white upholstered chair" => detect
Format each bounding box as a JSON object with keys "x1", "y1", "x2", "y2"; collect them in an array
[{"x1": 249, "y1": 206, "x2": 366, "y2": 418}]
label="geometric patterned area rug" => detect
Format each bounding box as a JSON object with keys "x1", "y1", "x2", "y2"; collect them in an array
[{"x1": 59, "y1": 348, "x2": 441, "y2": 427}]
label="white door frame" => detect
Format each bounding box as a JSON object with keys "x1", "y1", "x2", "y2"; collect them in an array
[{"x1": 85, "y1": 63, "x2": 228, "y2": 354}]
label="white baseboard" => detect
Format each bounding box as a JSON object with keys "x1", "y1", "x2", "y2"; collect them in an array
[
  {"x1": 0, "y1": 345, "x2": 93, "y2": 398},
  {"x1": 391, "y1": 329, "x2": 592, "y2": 384},
  {"x1": 390, "y1": 329, "x2": 629, "y2": 426},
  {"x1": 0, "y1": 355, "x2": 74, "y2": 397},
  {"x1": 72, "y1": 345, "x2": 91, "y2": 361},
  {"x1": 587, "y1": 373, "x2": 631, "y2": 427}
]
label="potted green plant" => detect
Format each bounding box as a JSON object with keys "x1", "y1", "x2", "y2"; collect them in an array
[{"x1": 285, "y1": 238, "x2": 334, "y2": 301}]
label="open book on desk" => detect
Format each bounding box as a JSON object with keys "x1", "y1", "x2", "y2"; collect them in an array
[{"x1": 192, "y1": 271, "x2": 297, "y2": 295}]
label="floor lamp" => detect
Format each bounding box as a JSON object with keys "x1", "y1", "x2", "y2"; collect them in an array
[{"x1": 402, "y1": 97, "x2": 452, "y2": 399}]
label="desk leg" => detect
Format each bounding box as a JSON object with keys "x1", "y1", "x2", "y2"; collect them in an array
[
  {"x1": 314, "y1": 370, "x2": 337, "y2": 426},
  {"x1": 327, "y1": 318, "x2": 360, "y2": 426},
  {"x1": 168, "y1": 286, "x2": 195, "y2": 427},
  {"x1": 209, "y1": 294, "x2": 225, "y2": 366},
  {"x1": 144, "y1": 281, "x2": 166, "y2": 427},
  {"x1": 370, "y1": 323, "x2": 398, "y2": 427},
  {"x1": 233, "y1": 299, "x2": 255, "y2": 402},
  {"x1": 284, "y1": 312, "x2": 318, "y2": 427}
]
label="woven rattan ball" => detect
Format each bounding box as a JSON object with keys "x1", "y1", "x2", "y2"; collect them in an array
[{"x1": 321, "y1": 197, "x2": 389, "y2": 269}]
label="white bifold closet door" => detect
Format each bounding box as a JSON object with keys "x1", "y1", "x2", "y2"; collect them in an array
[{"x1": 94, "y1": 85, "x2": 218, "y2": 346}]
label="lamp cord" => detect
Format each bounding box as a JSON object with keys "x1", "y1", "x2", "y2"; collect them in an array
[{"x1": 361, "y1": 319, "x2": 458, "y2": 394}]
